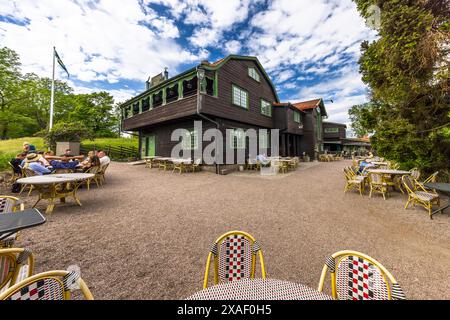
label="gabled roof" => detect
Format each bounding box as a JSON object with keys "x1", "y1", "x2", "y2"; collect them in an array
[
  {"x1": 200, "y1": 55, "x2": 279, "y2": 103},
  {"x1": 292, "y1": 98, "x2": 328, "y2": 117}
]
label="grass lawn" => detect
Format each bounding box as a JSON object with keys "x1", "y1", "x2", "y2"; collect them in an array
[{"x1": 0, "y1": 136, "x2": 138, "y2": 171}]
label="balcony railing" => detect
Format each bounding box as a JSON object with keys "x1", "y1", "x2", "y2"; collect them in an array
[{"x1": 122, "y1": 71, "x2": 217, "y2": 120}]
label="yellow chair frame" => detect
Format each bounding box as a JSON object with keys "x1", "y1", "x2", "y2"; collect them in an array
[
  {"x1": 402, "y1": 175, "x2": 440, "y2": 219},
  {"x1": 0, "y1": 248, "x2": 34, "y2": 292},
  {"x1": 317, "y1": 250, "x2": 405, "y2": 300},
  {"x1": 343, "y1": 168, "x2": 364, "y2": 196},
  {"x1": 203, "y1": 230, "x2": 266, "y2": 289},
  {"x1": 0, "y1": 196, "x2": 25, "y2": 248},
  {"x1": 368, "y1": 172, "x2": 389, "y2": 200},
  {"x1": 0, "y1": 270, "x2": 93, "y2": 300}
]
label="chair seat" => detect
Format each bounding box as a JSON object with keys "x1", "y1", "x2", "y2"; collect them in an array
[
  {"x1": 348, "y1": 180, "x2": 363, "y2": 184},
  {"x1": 414, "y1": 191, "x2": 438, "y2": 202}
]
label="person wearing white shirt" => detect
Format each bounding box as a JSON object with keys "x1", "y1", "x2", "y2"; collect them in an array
[{"x1": 97, "y1": 150, "x2": 111, "y2": 167}]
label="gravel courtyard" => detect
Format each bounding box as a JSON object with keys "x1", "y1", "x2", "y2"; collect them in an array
[{"x1": 10, "y1": 160, "x2": 450, "y2": 300}]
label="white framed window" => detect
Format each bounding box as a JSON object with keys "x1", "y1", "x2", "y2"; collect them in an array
[
  {"x1": 259, "y1": 131, "x2": 269, "y2": 149},
  {"x1": 260, "y1": 99, "x2": 272, "y2": 117},
  {"x1": 325, "y1": 127, "x2": 339, "y2": 133},
  {"x1": 232, "y1": 85, "x2": 249, "y2": 109},
  {"x1": 248, "y1": 67, "x2": 260, "y2": 82},
  {"x1": 182, "y1": 130, "x2": 198, "y2": 150},
  {"x1": 230, "y1": 129, "x2": 246, "y2": 149},
  {"x1": 294, "y1": 110, "x2": 301, "y2": 123}
]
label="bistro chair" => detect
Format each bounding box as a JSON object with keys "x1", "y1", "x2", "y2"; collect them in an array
[
  {"x1": 203, "y1": 231, "x2": 266, "y2": 289},
  {"x1": 191, "y1": 158, "x2": 202, "y2": 172},
  {"x1": 0, "y1": 196, "x2": 25, "y2": 248},
  {"x1": 317, "y1": 250, "x2": 406, "y2": 300},
  {"x1": 3, "y1": 162, "x2": 22, "y2": 188},
  {"x1": 172, "y1": 159, "x2": 190, "y2": 174},
  {"x1": 98, "y1": 163, "x2": 109, "y2": 185},
  {"x1": 0, "y1": 269, "x2": 93, "y2": 300},
  {"x1": 246, "y1": 158, "x2": 256, "y2": 171},
  {"x1": 343, "y1": 168, "x2": 364, "y2": 196},
  {"x1": 368, "y1": 172, "x2": 389, "y2": 200},
  {"x1": 19, "y1": 168, "x2": 36, "y2": 196},
  {"x1": 417, "y1": 171, "x2": 439, "y2": 191},
  {"x1": 84, "y1": 166, "x2": 101, "y2": 190},
  {"x1": 409, "y1": 168, "x2": 421, "y2": 181},
  {"x1": 0, "y1": 248, "x2": 34, "y2": 293},
  {"x1": 402, "y1": 175, "x2": 440, "y2": 219}
]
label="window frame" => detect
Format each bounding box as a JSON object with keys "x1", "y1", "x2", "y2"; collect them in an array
[
  {"x1": 259, "y1": 131, "x2": 269, "y2": 149},
  {"x1": 260, "y1": 99, "x2": 272, "y2": 117},
  {"x1": 230, "y1": 129, "x2": 246, "y2": 149},
  {"x1": 248, "y1": 67, "x2": 260, "y2": 82},
  {"x1": 232, "y1": 84, "x2": 249, "y2": 109},
  {"x1": 294, "y1": 110, "x2": 301, "y2": 123},
  {"x1": 324, "y1": 127, "x2": 339, "y2": 133}
]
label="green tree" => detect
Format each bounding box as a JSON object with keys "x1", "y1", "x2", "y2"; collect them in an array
[{"x1": 350, "y1": 0, "x2": 450, "y2": 176}]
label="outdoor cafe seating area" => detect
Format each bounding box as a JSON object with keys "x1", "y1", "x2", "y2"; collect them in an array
[
  {"x1": 343, "y1": 156, "x2": 448, "y2": 219},
  {"x1": 245, "y1": 156, "x2": 301, "y2": 174},
  {"x1": 143, "y1": 156, "x2": 202, "y2": 174}
]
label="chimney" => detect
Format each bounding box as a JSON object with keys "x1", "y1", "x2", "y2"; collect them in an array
[
  {"x1": 145, "y1": 76, "x2": 151, "y2": 90},
  {"x1": 164, "y1": 67, "x2": 169, "y2": 80}
]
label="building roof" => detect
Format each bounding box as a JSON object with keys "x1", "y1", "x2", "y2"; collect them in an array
[{"x1": 292, "y1": 99, "x2": 322, "y2": 111}]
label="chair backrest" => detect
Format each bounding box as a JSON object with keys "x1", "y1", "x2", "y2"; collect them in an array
[
  {"x1": 22, "y1": 168, "x2": 36, "y2": 178},
  {"x1": 401, "y1": 175, "x2": 416, "y2": 195},
  {"x1": 86, "y1": 166, "x2": 101, "y2": 174},
  {"x1": 194, "y1": 158, "x2": 202, "y2": 166},
  {"x1": 203, "y1": 231, "x2": 266, "y2": 289},
  {"x1": 409, "y1": 168, "x2": 421, "y2": 180},
  {"x1": 369, "y1": 172, "x2": 383, "y2": 184},
  {"x1": 423, "y1": 171, "x2": 439, "y2": 184},
  {"x1": 0, "y1": 269, "x2": 93, "y2": 300},
  {"x1": 0, "y1": 196, "x2": 24, "y2": 214},
  {"x1": 0, "y1": 248, "x2": 34, "y2": 292},
  {"x1": 318, "y1": 250, "x2": 406, "y2": 300},
  {"x1": 100, "y1": 163, "x2": 109, "y2": 174}
]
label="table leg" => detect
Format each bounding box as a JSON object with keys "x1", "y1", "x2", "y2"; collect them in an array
[
  {"x1": 46, "y1": 198, "x2": 55, "y2": 214},
  {"x1": 60, "y1": 197, "x2": 66, "y2": 203}
]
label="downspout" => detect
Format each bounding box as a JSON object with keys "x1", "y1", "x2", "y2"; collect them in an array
[{"x1": 196, "y1": 66, "x2": 221, "y2": 174}]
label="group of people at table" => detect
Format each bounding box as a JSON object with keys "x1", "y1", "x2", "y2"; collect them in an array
[{"x1": 10, "y1": 141, "x2": 111, "y2": 177}]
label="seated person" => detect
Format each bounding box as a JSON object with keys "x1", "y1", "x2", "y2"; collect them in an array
[
  {"x1": 22, "y1": 153, "x2": 52, "y2": 175},
  {"x1": 82, "y1": 155, "x2": 101, "y2": 171},
  {"x1": 97, "y1": 150, "x2": 111, "y2": 167},
  {"x1": 63, "y1": 148, "x2": 75, "y2": 157},
  {"x1": 22, "y1": 142, "x2": 36, "y2": 154},
  {"x1": 10, "y1": 153, "x2": 27, "y2": 174},
  {"x1": 50, "y1": 155, "x2": 80, "y2": 171},
  {"x1": 358, "y1": 160, "x2": 376, "y2": 174},
  {"x1": 80, "y1": 151, "x2": 95, "y2": 167}
]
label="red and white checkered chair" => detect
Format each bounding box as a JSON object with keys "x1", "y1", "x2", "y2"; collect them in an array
[
  {"x1": 317, "y1": 250, "x2": 406, "y2": 300},
  {"x1": 0, "y1": 248, "x2": 34, "y2": 294},
  {"x1": 0, "y1": 269, "x2": 93, "y2": 300},
  {"x1": 203, "y1": 231, "x2": 267, "y2": 289},
  {"x1": 0, "y1": 196, "x2": 25, "y2": 248}
]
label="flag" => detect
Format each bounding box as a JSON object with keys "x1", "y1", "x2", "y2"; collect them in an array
[{"x1": 54, "y1": 48, "x2": 69, "y2": 77}]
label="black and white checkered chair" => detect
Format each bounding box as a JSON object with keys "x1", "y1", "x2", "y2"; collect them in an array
[
  {"x1": 203, "y1": 231, "x2": 266, "y2": 289},
  {"x1": 0, "y1": 248, "x2": 34, "y2": 294},
  {"x1": 317, "y1": 250, "x2": 406, "y2": 300},
  {"x1": 0, "y1": 269, "x2": 93, "y2": 300},
  {"x1": 0, "y1": 196, "x2": 25, "y2": 248}
]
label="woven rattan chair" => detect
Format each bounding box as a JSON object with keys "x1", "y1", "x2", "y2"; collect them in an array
[
  {"x1": 0, "y1": 269, "x2": 93, "y2": 300},
  {"x1": 84, "y1": 166, "x2": 101, "y2": 190},
  {"x1": 343, "y1": 168, "x2": 364, "y2": 196},
  {"x1": 203, "y1": 231, "x2": 266, "y2": 289},
  {"x1": 0, "y1": 248, "x2": 34, "y2": 293},
  {"x1": 19, "y1": 168, "x2": 36, "y2": 196},
  {"x1": 402, "y1": 175, "x2": 440, "y2": 219},
  {"x1": 190, "y1": 158, "x2": 202, "y2": 172},
  {"x1": 368, "y1": 172, "x2": 389, "y2": 200},
  {"x1": 97, "y1": 163, "x2": 109, "y2": 185},
  {"x1": 3, "y1": 162, "x2": 21, "y2": 188},
  {"x1": 317, "y1": 250, "x2": 406, "y2": 300},
  {"x1": 409, "y1": 168, "x2": 421, "y2": 181},
  {"x1": 417, "y1": 171, "x2": 439, "y2": 191},
  {"x1": 0, "y1": 196, "x2": 25, "y2": 248}
]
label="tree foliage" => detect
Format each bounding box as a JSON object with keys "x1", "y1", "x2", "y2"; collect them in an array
[
  {"x1": 43, "y1": 121, "x2": 94, "y2": 151},
  {"x1": 0, "y1": 46, "x2": 119, "y2": 139},
  {"x1": 350, "y1": 0, "x2": 450, "y2": 176}
]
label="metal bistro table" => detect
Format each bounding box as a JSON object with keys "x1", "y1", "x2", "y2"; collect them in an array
[
  {"x1": 424, "y1": 183, "x2": 450, "y2": 216},
  {"x1": 187, "y1": 278, "x2": 332, "y2": 300},
  {"x1": 0, "y1": 208, "x2": 46, "y2": 241},
  {"x1": 16, "y1": 173, "x2": 94, "y2": 214}
]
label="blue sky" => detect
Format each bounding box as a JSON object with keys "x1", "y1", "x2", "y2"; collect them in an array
[{"x1": 0, "y1": 0, "x2": 376, "y2": 126}]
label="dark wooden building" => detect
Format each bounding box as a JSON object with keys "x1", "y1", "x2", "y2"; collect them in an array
[
  {"x1": 121, "y1": 55, "x2": 330, "y2": 171},
  {"x1": 323, "y1": 122, "x2": 347, "y2": 152}
]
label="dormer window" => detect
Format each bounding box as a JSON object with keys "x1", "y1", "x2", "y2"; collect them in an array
[{"x1": 248, "y1": 67, "x2": 260, "y2": 82}]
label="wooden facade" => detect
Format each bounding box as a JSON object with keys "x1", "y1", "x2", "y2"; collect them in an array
[{"x1": 121, "y1": 55, "x2": 332, "y2": 166}]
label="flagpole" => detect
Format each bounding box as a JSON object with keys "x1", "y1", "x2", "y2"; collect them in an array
[{"x1": 49, "y1": 46, "x2": 56, "y2": 131}]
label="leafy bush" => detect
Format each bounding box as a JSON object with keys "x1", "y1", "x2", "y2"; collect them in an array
[{"x1": 43, "y1": 121, "x2": 94, "y2": 151}]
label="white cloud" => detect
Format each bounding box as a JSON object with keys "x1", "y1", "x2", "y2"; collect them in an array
[
  {"x1": 0, "y1": 0, "x2": 198, "y2": 88},
  {"x1": 224, "y1": 40, "x2": 241, "y2": 54}
]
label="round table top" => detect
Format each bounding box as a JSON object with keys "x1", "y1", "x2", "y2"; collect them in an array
[
  {"x1": 367, "y1": 169, "x2": 411, "y2": 175},
  {"x1": 424, "y1": 183, "x2": 450, "y2": 194},
  {"x1": 16, "y1": 173, "x2": 95, "y2": 185},
  {"x1": 187, "y1": 278, "x2": 332, "y2": 300}
]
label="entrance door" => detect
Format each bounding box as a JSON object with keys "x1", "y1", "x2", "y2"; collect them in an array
[{"x1": 141, "y1": 135, "x2": 156, "y2": 157}]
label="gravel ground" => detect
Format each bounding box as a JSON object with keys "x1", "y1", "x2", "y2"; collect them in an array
[{"x1": 7, "y1": 160, "x2": 450, "y2": 300}]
